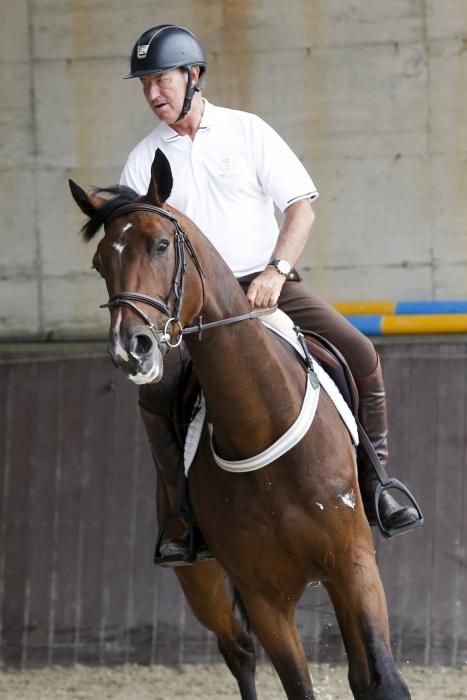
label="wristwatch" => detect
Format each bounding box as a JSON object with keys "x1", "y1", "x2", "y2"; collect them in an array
[{"x1": 268, "y1": 259, "x2": 292, "y2": 276}]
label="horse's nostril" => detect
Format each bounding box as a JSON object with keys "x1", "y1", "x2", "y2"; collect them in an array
[{"x1": 131, "y1": 333, "x2": 154, "y2": 358}]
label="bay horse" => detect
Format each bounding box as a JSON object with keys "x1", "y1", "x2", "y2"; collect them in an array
[{"x1": 69, "y1": 149, "x2": 410, "y2": 699}]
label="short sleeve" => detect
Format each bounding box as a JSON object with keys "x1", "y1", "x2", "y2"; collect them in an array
[
  {"x1": 252, "y1": 116, "x2": 318, "y2": 212},
  {"x1": 120, "y1": 151, "x2": 151, "y2": 195}
]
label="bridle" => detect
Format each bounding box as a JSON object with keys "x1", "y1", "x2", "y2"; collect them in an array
[
  {"x1": 100, "y1": 202, "x2": 206, "y2": 348},
  {"x1": 100, "y1": 202, "x2": 275, "y2": 349}
]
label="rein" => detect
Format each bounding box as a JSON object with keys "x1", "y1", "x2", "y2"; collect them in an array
[
  {"x1": 180, "y1": 306, "x2": 278, "y2": 340},
  {"x1": 100, "y1": 202, "x2": 276, "y2": 347}
]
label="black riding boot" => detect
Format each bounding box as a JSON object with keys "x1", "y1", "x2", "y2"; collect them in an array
[
  {"x1": 139, "y1": 403, "x2": 213, "y2": 566},
  {"x1": 356, "y1": 358, "x2": 419, "y2": 532}
]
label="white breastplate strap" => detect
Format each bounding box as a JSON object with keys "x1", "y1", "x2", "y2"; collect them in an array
[
  {"x1": 183, "y1": 308, "x2": 358, "y2": 476},
  {"x1": 208, "y1": 374, "x2": 320, "y2": 473}
]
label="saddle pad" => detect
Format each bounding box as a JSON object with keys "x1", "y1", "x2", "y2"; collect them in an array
[
  {"x1": 184, "y1": 395, "x2": 207, "y2": 475},
  {"x1": 261, "y1": 311, "x2": 359, "y2": 445},
  {"x1": 184, "y1": 310, "x2": 358, "y2": 475}
]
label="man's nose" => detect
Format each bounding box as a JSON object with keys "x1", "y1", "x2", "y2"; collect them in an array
[{"x1": 146, "y1": 81, "x2": 161, "y2": 101}]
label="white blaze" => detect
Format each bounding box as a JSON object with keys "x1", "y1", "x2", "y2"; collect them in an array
[
  {"x1": 112, "y1": 242, "x2": 127, "y2": 255},
  {"x1": 113, "y1": 310, "x2": 129, "y2": 362}
]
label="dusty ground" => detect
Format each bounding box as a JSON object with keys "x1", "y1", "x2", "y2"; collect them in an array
[{"x1": 0, "y1": 663, "x2": 466, "y2": 699}]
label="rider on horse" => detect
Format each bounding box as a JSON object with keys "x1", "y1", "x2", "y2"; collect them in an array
[{"x1": 120, "y1": 24, "x2": 420, "y2": 564}]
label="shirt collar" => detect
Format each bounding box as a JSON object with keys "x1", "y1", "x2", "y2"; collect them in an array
[
  {"x1": 199, "y1": 99, "x2": 215, "y2": 129},
  {"x1": 159, "y1": 99, "x2": 215, "y2": 141}
]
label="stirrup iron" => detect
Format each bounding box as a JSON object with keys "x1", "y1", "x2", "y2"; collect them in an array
[
  {"x1": 154, "y1": 508, "x2": 197, "y2": 567},
  {"x1": 154, "y1": 467, "x2": 197, "y2": 567},
  {"x1": 374, "y1": 479, "x2": 424, "y2": 538}
]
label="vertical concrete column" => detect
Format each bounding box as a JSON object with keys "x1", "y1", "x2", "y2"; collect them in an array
[{"x1": 0, "y1": 2, "x2": 39, "y2": 336}]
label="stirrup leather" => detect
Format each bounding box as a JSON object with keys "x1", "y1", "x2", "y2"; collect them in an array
[{"x1": 357, "y1": 420, "x2": 424, "y2": 538}]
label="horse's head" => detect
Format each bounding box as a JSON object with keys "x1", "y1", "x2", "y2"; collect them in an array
[{"x1": 69, "y1": 149, "x2": 205, "y2": 384}]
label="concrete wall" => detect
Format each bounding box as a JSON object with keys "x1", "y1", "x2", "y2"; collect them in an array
[{"x1": 1, "y1": 1, "x2": 466, "y2": 339}]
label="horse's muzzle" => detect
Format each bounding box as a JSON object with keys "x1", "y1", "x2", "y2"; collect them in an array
[{"x1": 110, "y1": 324, "x2": 166, "y2": 385}]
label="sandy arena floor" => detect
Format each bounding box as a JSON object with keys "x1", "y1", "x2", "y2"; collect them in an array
[{"x1": 0, "y1": 663, "x2": 466, "y2": 699}]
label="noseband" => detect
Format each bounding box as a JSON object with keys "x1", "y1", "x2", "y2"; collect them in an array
[{"x1": 100, "y1": 202, "x2": 277, "y2": 349}]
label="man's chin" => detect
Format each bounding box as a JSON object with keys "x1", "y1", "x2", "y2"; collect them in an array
[{"x1": 152, "y1": 105, "x2": 174, "y2": 121}]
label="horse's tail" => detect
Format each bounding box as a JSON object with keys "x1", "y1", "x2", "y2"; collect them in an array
[{"x1": 232, "y1": 584, "x2": 251, "y2": 632}]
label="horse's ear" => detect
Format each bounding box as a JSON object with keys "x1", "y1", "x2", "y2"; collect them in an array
[
  {"x1": 69, "y1": 179, "x2": 108, "y2": 217},
  {"x1": 69, "y1": 179, "x2": 97, "y2": 217},
  {"x1": 146, "y1": 148, "x2": 173, "y2": 205}
]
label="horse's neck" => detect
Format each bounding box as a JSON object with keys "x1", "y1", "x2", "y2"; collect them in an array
[{"x1": 185, "y1": 274, "x2": 305, "y2": 459}]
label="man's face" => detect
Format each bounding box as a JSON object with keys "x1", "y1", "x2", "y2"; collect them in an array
[{"x1": 140, "y1": 68, "x2": 194, "y2": 124}]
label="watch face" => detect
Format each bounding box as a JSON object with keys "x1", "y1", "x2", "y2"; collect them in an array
[{"x1": 277, "y1": 260, "x2": 291, "y2": 275}]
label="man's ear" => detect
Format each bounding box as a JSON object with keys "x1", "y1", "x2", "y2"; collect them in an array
[
  {"x1": 69, "y1": 180, "x2": 107, "y2": 214},
  {"x1": 191, "y1": 65, "x2": 201, "y2": 87},
  {"x1": 146, "y1": 148, "x2": 173, "y2": 205}
]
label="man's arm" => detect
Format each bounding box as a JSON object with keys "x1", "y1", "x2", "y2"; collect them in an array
[{"x1": 246, "y1": 199, "x2": 315, "y2": 309}]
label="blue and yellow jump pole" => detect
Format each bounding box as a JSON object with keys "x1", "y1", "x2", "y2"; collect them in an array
[{"x1": 332, "y1": 301, "x2": 467, "y2": 335}]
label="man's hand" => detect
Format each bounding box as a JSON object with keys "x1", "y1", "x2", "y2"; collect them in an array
[
  {"x1": 246, "y1": 267, "x2": 286, "y2": 308},
  {"x1": 246, "y1": 200, "x2": 315, "y2": 309}
]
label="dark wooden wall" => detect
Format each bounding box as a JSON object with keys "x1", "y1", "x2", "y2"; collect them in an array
[{"x1": 0, "y1": 340, "x2": 466, "y2": 668}]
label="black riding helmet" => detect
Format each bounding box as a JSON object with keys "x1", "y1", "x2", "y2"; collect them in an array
[{"x1": 125, "y1": 24, "x2": 206, "y2": 122}]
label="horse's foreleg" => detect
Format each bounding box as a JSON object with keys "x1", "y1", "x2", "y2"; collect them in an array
[
  {"x1": 324, "y1": 543, "x2": 410, "y2": 700},
  {"x1": 238, "y1": 593, "x2": 314, "y2": 700},
  {"x1": 156, "y1": 475, "x2": 257, "y2": 700},
  {"x1": 156, "y1": 473, "x2": 257, "y2": 700},
  {"x1": 176, "y1": 564, "x2": 258, "y2": 700}
]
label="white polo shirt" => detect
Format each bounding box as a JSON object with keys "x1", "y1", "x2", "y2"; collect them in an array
[{"x1": 120, "y1": 100, "x2": 318, "y2": 278}]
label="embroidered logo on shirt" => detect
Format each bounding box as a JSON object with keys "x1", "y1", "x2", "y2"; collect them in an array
[{"x1": 218, "y1": 157, "x2": 240, "y2": 178}]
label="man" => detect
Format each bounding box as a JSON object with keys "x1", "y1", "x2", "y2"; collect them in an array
[{"x1": 121, "y1": 24, "x2": 420, "y2": 564}]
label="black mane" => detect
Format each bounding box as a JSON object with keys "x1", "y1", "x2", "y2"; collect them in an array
[{"x1": 80, "y1": 185, "x2": 139, "y2": 242}]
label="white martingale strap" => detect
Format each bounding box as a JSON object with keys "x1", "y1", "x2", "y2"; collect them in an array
[{"x1": 208, "y1": 375, "x2": 320, "y2": 473}]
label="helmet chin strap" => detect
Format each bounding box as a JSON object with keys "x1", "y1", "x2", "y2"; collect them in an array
[{"x1": 174, "y1": 67, "x2": 201, "y2": 122}]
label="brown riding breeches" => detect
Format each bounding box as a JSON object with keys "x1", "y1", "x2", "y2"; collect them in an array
[{"x1": 238, "y1": 273, "x2": 377, "y2": 381}]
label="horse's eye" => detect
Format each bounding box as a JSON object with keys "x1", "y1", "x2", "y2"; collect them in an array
[{"x1": 156, "y1": 239, "x2": 170, "y2": 254}]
